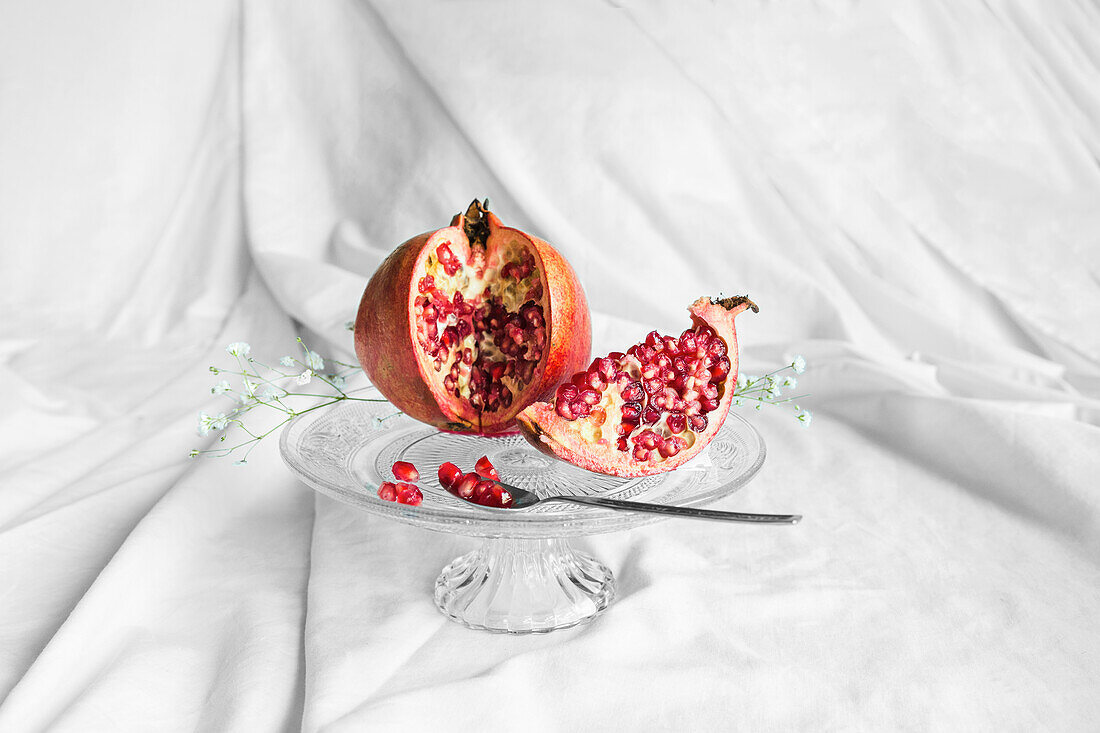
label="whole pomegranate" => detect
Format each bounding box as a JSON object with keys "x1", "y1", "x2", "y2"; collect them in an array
[
  {"x1": 516, "y1": 296, "x2": 757, "y2": 477},
  {"x1": 354, "y1": 200, "x2": 591, "y2": 435}
]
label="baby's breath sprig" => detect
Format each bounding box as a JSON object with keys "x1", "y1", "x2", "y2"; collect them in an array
[
  {"x1": 732, "y1": 354, "x2": 812, "y2": 427},
  {"x1": 191, "y1": 338, "x2": 397, "y2": 465}
]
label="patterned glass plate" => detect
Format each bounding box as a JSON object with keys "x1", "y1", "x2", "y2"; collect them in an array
[{"x1": 280, "y1": 400, "x2": 767, "y2": 539}]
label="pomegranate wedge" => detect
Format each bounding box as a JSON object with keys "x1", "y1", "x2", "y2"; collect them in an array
[{"x1": 516, "y1": 296, "x2": 757, "y2": 477}]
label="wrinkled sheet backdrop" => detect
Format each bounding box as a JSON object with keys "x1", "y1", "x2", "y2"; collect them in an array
[{"x1": 2, "y1": 1, "x2": 1099, "y2": 730}]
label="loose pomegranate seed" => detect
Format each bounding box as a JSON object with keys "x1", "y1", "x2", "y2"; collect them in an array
[
  {"x1": 474, "y1": 455, "x2": 500, "y2": 480},
  {"x1": 453, "y1": 473, "x2": 479, "y2": 500},
  {"x1": 396, "y1": 483, "x2": 423, "y2": 506},
  {"x1": 392, "y1": 461, "x2": 419, "y2": 482},
  {"x1": 438, "y1": 461, "x2": 462, "y2": 489},
  {"x1": 491, "y1": 486, "x2": 514, "y2": 508},
  {"x1": 377, "y1": 481, "x2": 398, "y2": 502},
  {"x1": 473, "y1": 479, "x2": 496, "y2": 504}
]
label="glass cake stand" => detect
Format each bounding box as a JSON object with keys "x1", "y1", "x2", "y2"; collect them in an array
[{"x1": 280, "y1": 400, "x2": 767, "y2": 634}]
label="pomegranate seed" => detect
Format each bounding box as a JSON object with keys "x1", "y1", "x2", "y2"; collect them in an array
[
  {"x1": 500, "y1": 263, "x2": 514, "y2": 279},
  {"x1": 621, "y1": 382, "x2": 644, "y2": 402},
  {"x1": 377, "y1": 482, "x2": 398, "y2": 502},
  {"x1": 710, "y1": 356, "x2": 731, "y2": 381},
  {"x1": 474, "y1": 455, "x2": 500, "y2": 480},
  {"x1": 436, "y1": 243, "x2": 455, "y2": 263},
  {"x1": 396, "y1": 483, "x2": 423, "y2": 506},
  {"x1": 666, "y1": 411, "x2": 687, "y2": 433},
  {"x1": 392, "y1": 461, "x2": 420, "y2": 482},
  {"x1": 645, "y1": 331, "x2": 663, "y2": 349},
  {"x1": 659, "y1": 436, "x2": 685, "y2": 458},
  {"x1": 616, "y1": 437, "x2": 629, "y2": 452},
  {"x1": 521, "y1": 303, "x2": 544, "y2": 328},
  {"x1": 636, "y1": 430, "x2": 662, "y2": 450},
  {"x1": 617, "y1": 420, "x2": 638, "y2": 436},
  {"x1": 557, "y1": 383, "x2": 579, "y2": 403},
  {"x1": 482, "y1": 484, "x2": 513, "y2": 508},
  {"x1": 584, "y1": 370, "x2": 606, "y2": 390},
  {"x1": 642, "y1": 407, "x2": 661, "y2": 425},
  {"x1": 556, "y1": 401, "x2": 576, "y2": 420},
  {"x1": 654, "y1": 353, "x2": 673, "y2": 371},
  {"x1": 474, "y1": 479, "x2": 496, "y2": 504},
  {"x1": 571, "y1": 400, "x2": 592, "y2": 417},
  {"x1": 579, "y1": 389, "x2": 601, "y2": 405},
  {"x1": 680, "y1": 330, "x2": 697, "y2": 353},
  {"x1": 701, "y1": 383, "x2": 719, "y2": 400},
  {"x1": 632, "y1": 445, "x2": 651, "y2": 461},
  {"x1": 454, "y1": 473, "x2": 479, "y2": 499},
  {"x1": 643, "y1": 378, "x2": 664, "y2": 396},
  {"x1": 663, "y1": 336, "x2": 680, "y2": 355},
  {"x1": 490, "y1": 362, "x2": 506, "y2": 380},
  {"x1": 708, "y1": 339, "x2": 727, "y2": 357},
  {"x1": 418, "y1": 275, "x2": 435, "y2": 293},
  {"x1": 689, "y1": 414, "x2": 708, "y2": 432},
  {"x1": 438, "y1": 462, "x2": 462, "y2": 489},
  {"x1": 590, "y1": 407, "x2": 607, "y2": 426},
  {"x1": 700, "y1": 397, "x2": 720, "y2": 412},
  {"x1": 441, "y1": 326, "x2": 460, "y2": 348},
  {"x1": 621, "y1": 401, "x2": 642, "y2": 421},
  {"x1": 608, "y1": 351, "x2": 626, "y2": 361},
  {"x1": 596, "y1": 357, "x2": 616, "y2": 380}
]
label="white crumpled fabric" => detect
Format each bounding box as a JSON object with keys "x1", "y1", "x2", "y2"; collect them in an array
[{"x1": 1, "y1": 0, "x2": 1098, "y2": 729}]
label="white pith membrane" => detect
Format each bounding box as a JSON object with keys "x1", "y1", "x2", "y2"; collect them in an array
[
  {"x1": 551, "y1": 322, "x2": 731, "y2": 466},
  {"x1": 411, "y1": 231, "x2": 548, "y2": 429}
]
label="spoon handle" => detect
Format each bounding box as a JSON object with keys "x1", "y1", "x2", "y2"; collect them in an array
[{"x1": 542, "y1": 496, "x2": 801, "y2": 525}]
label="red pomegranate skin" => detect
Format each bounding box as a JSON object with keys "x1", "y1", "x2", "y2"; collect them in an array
[{"x1": 354, "y1": 204, "x2": 591, "y2": 435}]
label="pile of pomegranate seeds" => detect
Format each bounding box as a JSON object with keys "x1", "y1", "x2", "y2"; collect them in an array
[
  {"x1": 438, "y1": 456, "x2": 513, "y2": 508},
  {"x1": 377, "y1": 461, "x2": 424, "y2": 506},
  {"x1": 553, "y1": 325, "x2": 731, "y2": 463},
  {"x1": 414, "y1": 242, "x2": 546, "y2": 418}
]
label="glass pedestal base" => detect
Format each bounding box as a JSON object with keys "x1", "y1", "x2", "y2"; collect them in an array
[{"x1": 434, "y1": 537, "x2": 615, "y2": 634}]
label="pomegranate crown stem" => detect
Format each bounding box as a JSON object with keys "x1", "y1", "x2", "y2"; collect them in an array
[
  {"x1": 714, "y1": 295, "x2": 759, "y2": 313},
  {"x1": 463, "y1": 198, "x2": 492, "y2": 249}
]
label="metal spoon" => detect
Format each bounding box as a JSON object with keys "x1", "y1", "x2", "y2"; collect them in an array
[{"x1": 484, "y1": 481, "x2": 801, "y2": 525}]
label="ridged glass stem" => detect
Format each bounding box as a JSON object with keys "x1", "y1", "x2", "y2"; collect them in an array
[{"x1": 434, "y1": 537, "x2": 615, "y2": 634}]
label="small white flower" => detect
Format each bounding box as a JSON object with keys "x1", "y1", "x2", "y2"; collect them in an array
[
  {"x1": 211, "y1": 380, "x2": 232, "y2": 395},
  {"x1": 226, "y1": 342, "x2": 251, "y2": 358},
  {"x1": 197, "y1": 412, "x2": 229, "y2": 435},
  {"x1": 736, "y1": 373, "x2": 748, "y2": 389},
  {"x1": 796, "y1": 409, "x2": 813, "y2": 427},
  {"x1": 280, "y1": 356, "x2": 296, "y2": 367},
  {"x1": 242, "y1": 378, "x2": 258, "y2": 397},
  {"x1": 792, "y1": 355, "x2": 806, "y2": 374},
  {"x1": 305, "y1": 351, "x2": 324, "y2": 372},
  {"x1": 296, "y1": 369, "x2": 313, "y2": 385},
  {"x1": 259, "y1": 386, "x2": 281, "y2": 403},
  {"x1": 327, "y1": 374, "x2": 346, "y2": 389},
  {"x1": 782, "y1": 376, "x2": 797, "y2": 389}
]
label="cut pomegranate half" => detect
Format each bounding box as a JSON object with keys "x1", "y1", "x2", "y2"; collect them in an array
[
  {"x1": 515, "y1": 296, "x2": 757, "y2": 477},
  {"x1": 355, "y1": 200, "x2": 591, "y2": 435}
]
